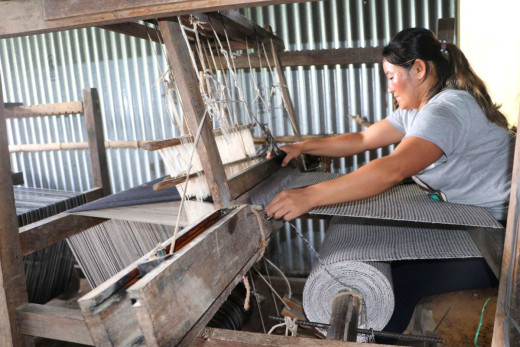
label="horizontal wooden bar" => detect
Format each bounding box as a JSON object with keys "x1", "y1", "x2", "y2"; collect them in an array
[
  {"x1": 227, "y1": 157, "x2": 282, "y2": 200},
  {"x1": 100, "y1": 22, "x2": 162, "y2": 43},
  {"x1": 4, "y1": 101, "x2": 83, "y2": 118},
  {"x1": 142, "y1": 124, "x2": 255, "y2": 151},
  {"x1": 19, "y1": 212, "x2": 107, "y2": 256},
  {"x1": 15, "y1": 303, "x2": 94, "y2": 345},
  {"x1": 191, "y1": 327, "x2": 365, "y2": 346},
  {"x1": 232, "y1": 47, "x2": 384, "y2": 69},
  {"x1": 0, "y1": 0, "x2": 317, "y2": 39},
  {"x1": 153, "y1": 155, "x2": 261, "y2": 191}
]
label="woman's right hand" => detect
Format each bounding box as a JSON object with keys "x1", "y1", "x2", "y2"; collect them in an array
[{"x1": 266, "y1": 142, "x2": 303, "y2": 167}]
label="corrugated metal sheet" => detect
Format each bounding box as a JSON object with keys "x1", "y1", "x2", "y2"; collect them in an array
[{"x1": 1, "y1": 0, "x2": 456, "y2": 274}]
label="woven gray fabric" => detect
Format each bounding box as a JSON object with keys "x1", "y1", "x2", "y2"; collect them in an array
[
  {"x1": 321, "y1": 217, "x2": 482, "y2": 261},
  {"x1": 286, "y1": 172, "x2": 502, "y2": 228}
]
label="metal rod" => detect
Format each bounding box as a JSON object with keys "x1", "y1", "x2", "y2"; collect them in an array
[{"x1": 268, "y1": 316, "x2": 445, "y2": 343}]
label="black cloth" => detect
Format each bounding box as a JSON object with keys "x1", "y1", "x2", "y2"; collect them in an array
[{"x1": 68, "y1": 176, "x2": 183, "y2": 212}]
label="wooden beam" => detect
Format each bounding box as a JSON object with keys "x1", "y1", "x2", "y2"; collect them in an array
[
  {"x1": 0, "y1": 73, "x2": 33, "y2": 347},
  {"x1": 127, "y1": 205, "x2": 275, "y2": 346},
  {"x1": 15, "y1": 304, "x2": 94, "y2": 345},
  {"x1": 267, "y1": 25, "x2": 302, "y2": 142},
  {"x1": 210, "y1": 10, "x2": 284, "y2": 49},
  {"x1": 100, "y1": 22, "x2": 162, "y2": 43},
  {"x1": 191, "y1": 327, "x2": 367, "y2": 346},
  {"x1": 3, "y1": 101, "x2": 83, "y2": 118},
  {"x1": 227, "y1": 157, "x2": 283, "y2": 201},
  {"x1": 158, "y1": 19, "x2": 230, "y2": 206},
  {"x1": 492, "y1": 111, "x2": 520, "y2": 346},
  {"x1": 326, "y1": 292, "x2": 361, "y2": 342},
  {"x1": 83, "y1": 88, "x2": 111, "y2": 197},
  {"x1": 0, "y1": 0, "x2": 317, "y2": 39},
  {"x1": 231, "y1": 47, "x2": 384, "y2": 69},
  {"x1": 18, "y1": 213, "x2": 107, "y2": 256}
]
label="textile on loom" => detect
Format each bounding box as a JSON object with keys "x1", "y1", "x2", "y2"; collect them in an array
[
  {"x1": 253, "y1": 171, "x2": 503, "y2": 339},
  {"x1": 15, "y1": 186, "x2": 88, "y2": 303}
]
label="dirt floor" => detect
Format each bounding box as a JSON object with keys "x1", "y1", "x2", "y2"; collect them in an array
[{"x1": 431, "y1": 287, "x2": 498, "y2": 346}]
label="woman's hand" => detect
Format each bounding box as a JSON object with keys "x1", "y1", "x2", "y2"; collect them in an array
[
  {"x1": 265, "y1": 187, "x2": 316, "y2": 221},
  {"x1": 267, "y1": 143, "x2": 303, "y2": 167}
]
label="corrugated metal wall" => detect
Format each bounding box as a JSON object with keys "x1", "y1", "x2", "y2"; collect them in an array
[{"x1": 1, "y1": 0, "x2": 456, "y2": 274}]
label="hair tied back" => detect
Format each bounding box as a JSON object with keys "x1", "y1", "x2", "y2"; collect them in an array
[{"x1": 440, "y1": 40, "x2": 448, "y2": 55}]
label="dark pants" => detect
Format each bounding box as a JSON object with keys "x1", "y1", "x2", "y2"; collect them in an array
[{"x1": 383, "y1": 257, "x2": 498, "y2": 334}]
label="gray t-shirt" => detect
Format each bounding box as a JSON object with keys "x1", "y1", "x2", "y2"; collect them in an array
[{"x1": 386, "y1": 89, "x2": 515, "y2": 220}]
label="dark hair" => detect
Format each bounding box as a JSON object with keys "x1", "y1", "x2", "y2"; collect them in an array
[{"x1": 382, "y1": 28, "x2": 508, "y2": 128}]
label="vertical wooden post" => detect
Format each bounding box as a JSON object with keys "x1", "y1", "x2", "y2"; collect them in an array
[
  {"x1": 492, "y1": 111, "x2": 520, "y2": 346},
  {"x1": 0, "y1": 75, "x2": 34, "y2": 346},
  {"x1": 326, "y1": 292, "x2": 361, "y2": 342},
  {"x1": 83, "y1": 88, "x2": 111, "y2": 197},
  {"x1": 158, "y1": 19, "x2": 230, "y2": 207},
  {"x1": 266, "y1": 25, "x2": 302, "y2": 143}
]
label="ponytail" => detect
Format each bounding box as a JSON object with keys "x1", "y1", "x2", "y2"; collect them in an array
[{"x1": 443, "y1": 43, "x2": 509, "y2": 128}]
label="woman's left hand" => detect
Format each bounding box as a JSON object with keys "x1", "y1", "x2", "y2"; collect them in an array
[{"x1": 265, "y1": 187, "x2": 316, "y2": 221}]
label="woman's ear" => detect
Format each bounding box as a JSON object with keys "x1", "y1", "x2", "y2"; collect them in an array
[{"x1": 413, "y1": 59, "x2": 428, "y2": 80}]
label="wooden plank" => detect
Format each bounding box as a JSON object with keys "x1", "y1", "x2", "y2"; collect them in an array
[
  {"x1": 191, "y1": 327, "x2": 378, "y2": 346},
  {"x1": 0, "y1": 0, "x2": 317, "y2": 39},
  {"x1": 158, "y1": 19, "x2": 230, "y2": 206},
  {"x1": 4, "y1": 101, "x2": 83, "y2": 118},
  {"x1": 231, "y1": 47, "x2": 384, "y2": 69},
  {"x1": 83, "y1": 88, "x2": 111, "y2": 197},
  {"x1": 100, "y1": 22, "x2": 163, "y2": 43},
  {"x1": 18, "y1": 213, "x2": 107, "y2": 256},
  {"x1": 267, "y1": 25, "x2": 302, "y2": 142},
  {"x1": 492, "y1": 111, "x2": 520, "y2": 346},
  {"x1": 466, "y1": 227, "x2": 505, "y2": 278},
  {"x1": 15, "y1": 303, "x2": 94, "y2": 345},
  {"x1": 0, "y1": 75, "x2": 33, "y2": 347},
  {"x1": 77, "y1": 209, "x2": 226, "y2": 346},
  {"x1": 127, "y1": 205, "x2": 274, "y2": 346},
  {"x1": 209, "y1": 10, "x2": 284, "y2": 49},
  {"x1": 227, "y1": 157, "x2": 284, "y2": 200},
  {"x1": 326, "y1": 292, "x2": 360, "y2": 342},
  {"x1": 78, "y1": 262, "x2": 144, "y2": 346}
]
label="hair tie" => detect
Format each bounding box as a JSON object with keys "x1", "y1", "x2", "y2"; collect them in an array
[{"x1": 440, "y1": 40, "x2": 448, "y2": 55}]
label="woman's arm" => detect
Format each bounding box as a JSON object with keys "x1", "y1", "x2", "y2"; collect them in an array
[
  {"x1": 279, "y1": 119, "x2": 405, "y2": 167},
  {"x1": 266, "y1": 136, "x2": 444, "y2": 221}
]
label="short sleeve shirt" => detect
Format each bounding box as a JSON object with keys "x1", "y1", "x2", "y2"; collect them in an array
[{"x1": 386, "y1": 89, "x2": 515, "y2": 220}]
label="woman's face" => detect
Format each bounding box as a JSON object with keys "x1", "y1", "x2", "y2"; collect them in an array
[{"x1": 383, "y1": 59, "x2": 421, "y2": 110}]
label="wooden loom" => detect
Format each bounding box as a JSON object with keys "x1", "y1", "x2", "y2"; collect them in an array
[{"x1": 0, "y1": 3, "x2": 518, "y2": 347}]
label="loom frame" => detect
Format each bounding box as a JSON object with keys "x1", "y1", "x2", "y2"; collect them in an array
[{"x1": 0, "y1": 3, "x2": 517, "y2": 347}]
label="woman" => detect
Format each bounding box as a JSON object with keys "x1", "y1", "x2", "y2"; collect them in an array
[{"x1": 266, "y1": 28, "x2": 515, "y2": 334}]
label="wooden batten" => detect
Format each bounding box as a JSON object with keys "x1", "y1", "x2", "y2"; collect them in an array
[
  {"x1": 126, "y1": 205, "x2": 273, "y2": 346},
  {"x1": 76, "y1": 206, "x2": 274, "y2": 346}
]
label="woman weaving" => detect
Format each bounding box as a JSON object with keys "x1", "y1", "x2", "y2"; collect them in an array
[{"x1": 266, "y1": 28, "x2": 515, "y2": 335}]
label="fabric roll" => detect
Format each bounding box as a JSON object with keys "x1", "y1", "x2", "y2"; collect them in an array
[
  {"x1": 303, "y1": 260, "x2": 394, "y2": 334},
  {"x1": 303, "y1": 216, "x2": 484, "y2": 338}
]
